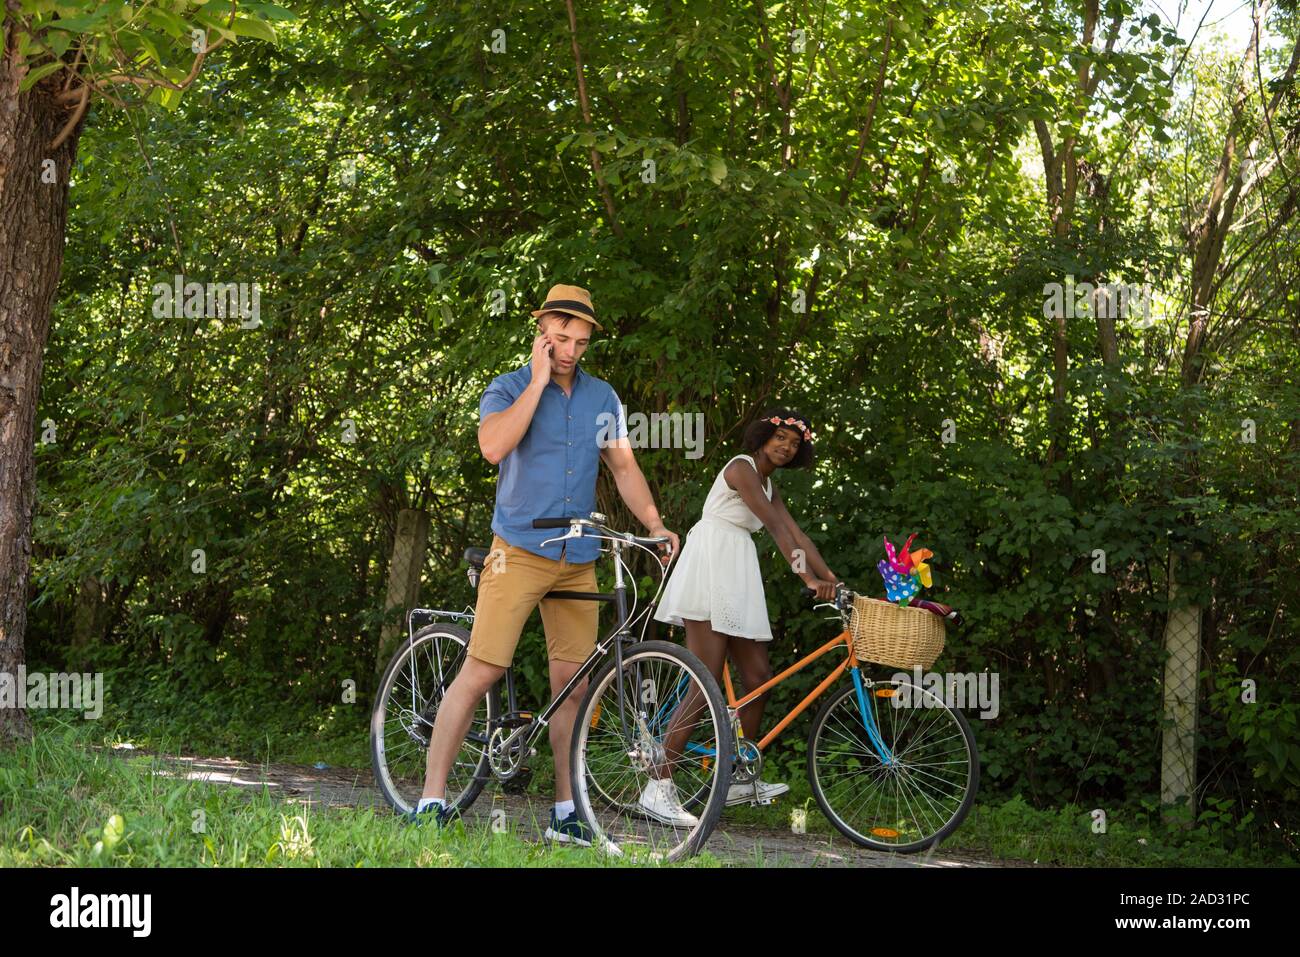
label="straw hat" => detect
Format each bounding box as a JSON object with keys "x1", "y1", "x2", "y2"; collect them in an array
[{"x1": 530, "y1": 283, "x2": 604, "y2": 332}]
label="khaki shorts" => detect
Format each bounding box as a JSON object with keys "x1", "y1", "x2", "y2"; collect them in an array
[{"x1": 467, "y1": 534, "x2": 600, "y2": 667}]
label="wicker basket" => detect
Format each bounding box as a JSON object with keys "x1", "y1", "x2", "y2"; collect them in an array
[{"x1": 848, "y1": 593, "x2": 946, "y2": 669}]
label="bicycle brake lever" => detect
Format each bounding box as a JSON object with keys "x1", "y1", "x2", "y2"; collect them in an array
[{"x1": 539, "y1": 526, "x2": 583, "y2": 548}]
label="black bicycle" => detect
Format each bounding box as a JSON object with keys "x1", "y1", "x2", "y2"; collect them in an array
[{"x1": 370, "y1": 512, "x2": 733, "y2": 861}]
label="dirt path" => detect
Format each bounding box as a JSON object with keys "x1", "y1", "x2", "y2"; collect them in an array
[{"x1": 104, "y1": 746, "x2": 1035, "y2": 868}]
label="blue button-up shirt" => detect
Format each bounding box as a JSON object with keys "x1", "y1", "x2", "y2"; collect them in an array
[{"x1": 480, "y1": 363, "x2": 627, "y2": 562}]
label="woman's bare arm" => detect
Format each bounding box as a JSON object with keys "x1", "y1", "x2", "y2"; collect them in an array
[
  {"x1": 769, "y1": 484, "x2": 837, "y2": 582},
  {"x1": 724, "y1": 460, "x2": 834, "y2": 595}
]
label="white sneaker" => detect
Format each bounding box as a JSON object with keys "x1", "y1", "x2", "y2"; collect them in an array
[
  {"x1": 637, "y1": 778, "x2": 700, "y2": 827},
  {"x1": 726, "y1": 779, "x2": 790, "y2": 806}
]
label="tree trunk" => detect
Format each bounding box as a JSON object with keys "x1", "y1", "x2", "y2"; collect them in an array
[
  {"x1": 0, "y1": 57, "x2": 84, "y2": 746},
  {"x1": 375, "y1": 508, "x2": 430, "y2": 675},
  {"x1": 69, "y1": 574, "x2": 105, "y2": 672}
]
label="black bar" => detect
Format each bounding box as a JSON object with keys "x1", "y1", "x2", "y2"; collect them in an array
[
  {"x1": 540, "y1": 297, "x2": 595, "y2": 318},
  {"x1": 532, "y1": 517, "x2": 572, "y2": 529},
  {"x1": 545, "y1": 590, "x2": 614, "y2": 602}
]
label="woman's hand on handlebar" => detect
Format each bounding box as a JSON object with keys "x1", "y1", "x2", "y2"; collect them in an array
[{"x1": 803, "y1": 576, "x2": 838, "y2": 601}]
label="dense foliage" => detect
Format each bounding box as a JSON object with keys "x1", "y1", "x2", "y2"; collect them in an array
[{"x1": 19, "y1": 1, "x2": 1299, "y2": 853}]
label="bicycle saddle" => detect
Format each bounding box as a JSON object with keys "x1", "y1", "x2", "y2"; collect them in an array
[{"x1": 464, "y1": 546, "x2": 490, "y2": 569}]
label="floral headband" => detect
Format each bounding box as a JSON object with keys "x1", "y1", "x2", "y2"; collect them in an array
[{"x1": 766, "y1": 416, "x2": 814, "y2": 443}]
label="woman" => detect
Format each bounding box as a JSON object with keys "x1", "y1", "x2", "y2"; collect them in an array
[{"x1": 638, "y1": 409, "x2": 839, "y2": 824}]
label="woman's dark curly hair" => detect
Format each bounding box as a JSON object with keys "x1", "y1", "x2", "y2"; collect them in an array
[{"x1": 742, "y1": 408, "x2": 815, "y2": 469}]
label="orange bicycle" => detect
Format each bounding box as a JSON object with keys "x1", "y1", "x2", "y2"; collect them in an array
[{"x1": 665, "y1": 583, "x2": 980, "y2": 852}]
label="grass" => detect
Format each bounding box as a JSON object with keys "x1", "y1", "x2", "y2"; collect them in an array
[
  {"x1": 6, "y1": 710, "x2": 1293, "y2": 868},
  {"x1": 0, "y1": 716, "x2": 718, "y2": 868},
  {"x1": 91, "y1": 665, "x2": 374, "y2": 770},
  {"x1": 722, "y1": 774, "x2": 1295, "y2": 867}
]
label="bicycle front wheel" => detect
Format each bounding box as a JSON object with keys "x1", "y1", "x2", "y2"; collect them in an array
[
  {"x1": 370, "y1": 623, "x2": 498, "y2": 816},
  {"x1": 572, "y1": 640, "x2": 732, "y2": 862},
  {"x1": 807, "y1": 676, "x2": 979, "y2": 852}
]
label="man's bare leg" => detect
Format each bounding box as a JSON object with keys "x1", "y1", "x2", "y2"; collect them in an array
[
  {"x1": 547, "y1": 658, "x2": 587, "y2": 802},
  {"x1": 420, "y1": 655, "x2": 506, "y2": 801}
]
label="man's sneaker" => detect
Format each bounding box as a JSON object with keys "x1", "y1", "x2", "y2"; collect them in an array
[
  {"x1": 637, "y1": 778, "x2": 700, "y2": 827},
  {"x1": 726, "y1": 779, "x2": 790, "y2": 806},
  {"x1": 544, "y1": 808, "x2": 594, "y2": 847},
  {"x1": 405, "y1": 802, "x2": 458, "y2": 829}
]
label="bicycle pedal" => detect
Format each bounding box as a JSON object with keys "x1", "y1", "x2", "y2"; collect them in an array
[{"x1": 501, "y1": 767, "x2": 534, "y2": 794}]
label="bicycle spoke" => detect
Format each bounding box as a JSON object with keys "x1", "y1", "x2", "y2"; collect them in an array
[
  {"x1": 811, "y1": 681, "x2": 974, "y2": 849},
  {"x1": 575, "y1": 647, "x2": 728, "y2": 862},
  {"x1": 373, "y1": 630, "x2": 492, "y2": 814}
]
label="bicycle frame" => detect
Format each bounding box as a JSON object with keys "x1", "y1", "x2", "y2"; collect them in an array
[
  {"x1": 650, "y1": 610, "x2": 897, "y2": 767},
  {"x1": 723, "y1": 630, "x2": 856, "y2": 751},
  {"x1": 405, "y1": 522, "x2": 671, "y2": 778},
  {"x1": 403, "y1": 533, "x2": 895, "y2": 776},
  {"x1": 485, "y1": 566, "x2": 633, "y2": 764}
]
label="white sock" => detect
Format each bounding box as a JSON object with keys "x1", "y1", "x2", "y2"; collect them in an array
[
  {"x1": 416, "y1": 797, "x2": 445, "y2": 814},
  {"x1": 554, "y1": 799, "x2": 576, "y2": 818}
]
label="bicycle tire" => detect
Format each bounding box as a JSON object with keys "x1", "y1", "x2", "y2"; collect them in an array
[
  {"x1": 806, "y1": 677, "x2": 979, "y2": 852},
  {"x1": 571, "y1": 640, "x2": 732, "y2": 861},
  {"x1": 370, "y1": 623, "x2": 499, "y2": 816},
  {"x1": 588, "y1": 670, "x2": 728, "y2": 814}
]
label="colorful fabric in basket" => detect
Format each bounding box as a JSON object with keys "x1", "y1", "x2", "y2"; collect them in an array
[
  {"x1": 878, "y1": 560, "x2": 920, "y2": 604},
  {"x1": 912, "y1": 599, "x2": 961, "y2": 625},
  {"x1": 879, "y1": 534, "x2": 938, "y2": 606}
]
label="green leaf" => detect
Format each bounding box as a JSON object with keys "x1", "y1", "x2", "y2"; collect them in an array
[
  {"x1": 192, "y1": 10, "x2": 238, "y2": 42},
  {"x1": 18, "y1": 60, "x2": 64, "y2": 92},
  {"x1": 231, "y1": 15, "x2": 279, "y2": 44},
  {"x1": 141, "y1": 7, "x2": 189, "y2": 39},
  {"x1": 102, "y1": 813, "x2": 125, "y2": 849},
  {"x1": 149, "y1": 85, "x2": 183, "y2": 111},
  {"x1": 47, "y1": 30, "x2": 72, "y2": 58},
  {"x1": 707, "y1": 156, "x2": 727, "y2": 184},
  {"x1": 45, "y1": 11, "x2": 110, "y2": 34},
  {"x1": 120, "y1": 29, "x2": 162, "y2": 66},
  {"x1": 241, "y1": 1, "x2": 298, "y2": 21}
]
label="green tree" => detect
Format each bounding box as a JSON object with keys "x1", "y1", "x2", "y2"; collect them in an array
[{"x1": 0, "y1": 0, "x2": 288, "y2": 745}]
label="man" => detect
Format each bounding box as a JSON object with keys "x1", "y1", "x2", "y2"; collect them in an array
[{"x1": 411, "y1": 283, "x2": 685, "y2": 843}]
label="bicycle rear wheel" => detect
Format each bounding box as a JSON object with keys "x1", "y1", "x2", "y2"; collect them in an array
[
  {"x1": 370, "y1": 623, "x2": 498, "y2": 816},
  {"x1": 807, "y1": 676, "x2": 978, "y2": 852},
  {"x1": 572, "y1": 641, "x2": 732, "y2": 862}
]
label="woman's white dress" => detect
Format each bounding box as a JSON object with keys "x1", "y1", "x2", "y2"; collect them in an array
[{"x1": 654, "y1": 454, "x2": 775, "y2": 641}]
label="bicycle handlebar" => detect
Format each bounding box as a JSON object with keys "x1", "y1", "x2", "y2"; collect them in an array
[
  {"x1": 532, "y1": 517, "x2": 572, "y2": 529},
  {"x1": 533, "y1": 515, "x2": 670, "y2": 548},
  {"x1": 802, "y1": 582, "x2": 853, "y2": 611}
]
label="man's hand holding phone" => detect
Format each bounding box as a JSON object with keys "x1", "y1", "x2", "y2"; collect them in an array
[{"x1": 530, "y1": 331, "x2": 553, "y2": 387}]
